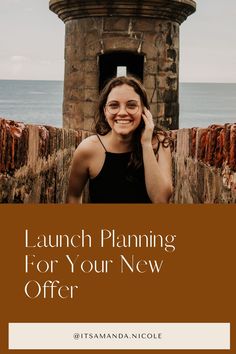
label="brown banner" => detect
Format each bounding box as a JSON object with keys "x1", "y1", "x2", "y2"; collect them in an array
[{"x1": 0, "y1": 204, "x2": 235, "y2": 353}]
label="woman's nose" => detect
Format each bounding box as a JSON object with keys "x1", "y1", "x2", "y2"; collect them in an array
[{"x1": 118, "y1": 104, "x2": 128, "y2": 115}]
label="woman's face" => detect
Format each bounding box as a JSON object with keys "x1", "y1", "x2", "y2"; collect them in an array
[{"x1": 104, "y1": 84, "x2": 143, "y2": 136}]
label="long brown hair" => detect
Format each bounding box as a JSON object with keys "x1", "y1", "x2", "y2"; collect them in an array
[{"x1": 94, "y1": 76, "x2": 164, "y2": 169}]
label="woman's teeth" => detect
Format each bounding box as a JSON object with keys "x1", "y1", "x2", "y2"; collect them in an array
[{"x1": 115, "y1": 120, "x2": 132, "y2": 124}]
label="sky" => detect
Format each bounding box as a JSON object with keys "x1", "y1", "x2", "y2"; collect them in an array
[{"x1": 0, "y1": 0, "x2": 235, "y2": 83}]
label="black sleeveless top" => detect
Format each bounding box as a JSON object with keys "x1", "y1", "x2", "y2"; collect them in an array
[{"x1": 89, "y1": 136, "x2": 151, "y2": 203}]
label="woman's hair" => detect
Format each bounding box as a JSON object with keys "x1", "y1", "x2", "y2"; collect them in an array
[{"x1": 94, "y1": 76, "x2": 170, "y2": 170}]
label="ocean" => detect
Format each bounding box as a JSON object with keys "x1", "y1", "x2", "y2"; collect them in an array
[
  {"x1": 180, "y1": 83, "x2": 236, "y2": 128},
  {"x1": 0, "y1": 80, "x2": 63, "y2": 128},
  {"x1": 0, "y1": 80, "x2": 236, "y2": 129}
]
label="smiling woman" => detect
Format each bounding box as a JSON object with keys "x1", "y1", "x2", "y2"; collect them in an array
[{"x1": 67, "y1": 76, "x2": 173, "y2": 204}]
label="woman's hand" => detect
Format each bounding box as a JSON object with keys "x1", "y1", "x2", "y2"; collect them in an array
[{"x1": 141, "y1": 107, "x2": 154, "y2": 146}]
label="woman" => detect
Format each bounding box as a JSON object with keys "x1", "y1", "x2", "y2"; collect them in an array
[{"x1": 67, "y1": 76, "x2": 173, "y2": 203}]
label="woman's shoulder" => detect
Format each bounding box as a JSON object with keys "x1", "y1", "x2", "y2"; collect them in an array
[
  {"x1": 78, "y1": 134, "x2": 100, "y2": 149},
  {"x1": 73, "y1": 135, "x2": 101, "y2": 160}
]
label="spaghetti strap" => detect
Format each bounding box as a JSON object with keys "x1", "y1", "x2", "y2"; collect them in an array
[{"x1": 97, "y1": 135, "x2": 107, "y2": 152}]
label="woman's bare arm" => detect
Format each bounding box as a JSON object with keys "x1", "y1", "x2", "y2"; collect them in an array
[
  {"x1": 141, "y1": 108, "x2": 173, "y2": 203},
  {"x1": 142, "y1": 140, "x2": 173, "y2": 203},
  {"x1": 66, "y1": 141, "x2": 90, "y2": 203}
]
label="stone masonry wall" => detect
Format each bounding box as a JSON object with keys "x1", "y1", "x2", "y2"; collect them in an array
[
  {"x1": 171, "y1": 124, "x2": 236, "y2": 203},
  {"x1": 0, "y1": 118, "x2": 86, "y2": 203},
  {"x1": 1, "y1": 118, "x2": 235, "y2": 203}
]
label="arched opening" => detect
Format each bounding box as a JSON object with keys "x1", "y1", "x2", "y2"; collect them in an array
[{"x1": 99, "y1": 51, "x2": 144, "y2": 91}]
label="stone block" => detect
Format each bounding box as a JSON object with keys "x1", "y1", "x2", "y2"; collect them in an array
[
  {"x1": 144, "y1": 75, "x2": 156, "y2": 89},
  {"x1": 85, "y1": 72, "x2": 99, "y2": 88},
  {"x1": 163, "y1": 89, "x2": 178, "y2": 103},
  {"x1": 167, "y1": 48, "x2": 177, "y2": 61},
  {"x1": 157, "y1": 72, "x2": 167, "y2": 83},
  {"x1": 132, "y1": 18, "x2": 156, "y2": 32},
  {"x1": 82, "y1": 101, "x2": 97, "y2": 119},
  {"x1": 85, "y1": 40, "x2": 102, "y2": 58},
  {"x1": 104, "y1": 17, "x2": 130, "y2": 31},
  {"x1": 84, "y1": 88, "x2": 99, "y2": 102},
  {"x1": 64, "y1": 65, "x2": 85, "y2": 85},
  {"x1": 102, "y1": 36, "x2": 140, "y2": 52},
  {"x1": 149, "y1": 103, "x2": 158, "y2": 120},
  {"x1": 156, "y1": 103, "x2": 165, "y2": 118},
  {"x1": 166, "y1": 76, "x2": 177, "y2": 89},
  {"x1": 156, "y1": 87, "x2": 165, "y2": 102},
  {"x1": 144, "y1": 60, "x2": 158, "y2": 75},
  {"x1": 83, "y1": 117, "x2": 95, "y2": 132},
  {"x1": 141, "y1": 41, "x2": 158, "y2": 60},
  {"x1": 84, "y1": 59, "x2": 98, "y2": 73},
  {"x1": 145, "y1": 88, "x2": 156, "y2": 104}
]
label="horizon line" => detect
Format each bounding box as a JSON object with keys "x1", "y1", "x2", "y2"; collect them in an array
[{"x1": 0, "y1": 79, "x2": 236, "y2": 85}]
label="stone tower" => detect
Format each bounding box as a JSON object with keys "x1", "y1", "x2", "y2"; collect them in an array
[{"x1": 49, "y1": 0, "x2": 196, "y2": 131}]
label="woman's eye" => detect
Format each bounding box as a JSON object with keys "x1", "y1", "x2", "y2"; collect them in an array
[
  {"x1": 127, "y1": 103, "x2": 138, "y2": 109},
  {"x1": 109, "y1": 104, "x2": 119, "y2": 109}
]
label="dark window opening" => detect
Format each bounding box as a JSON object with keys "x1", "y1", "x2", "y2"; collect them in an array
[{"x1": 99, "y1": 52, "x2": 144, "y2": 91}]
